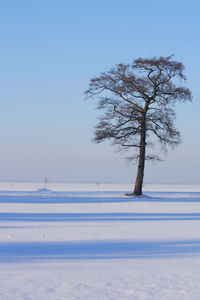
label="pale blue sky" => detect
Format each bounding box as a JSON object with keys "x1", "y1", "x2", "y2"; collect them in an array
[{"x1": 0, "y1": 0, "x2": 200, "y2": 183}]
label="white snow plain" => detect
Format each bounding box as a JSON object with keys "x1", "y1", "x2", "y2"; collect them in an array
[{"x1": 0, "y1": 182, "x2": 200, "y2": 300}]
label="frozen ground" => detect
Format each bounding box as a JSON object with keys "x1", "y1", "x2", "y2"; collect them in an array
[{"x1": 0, "y1": 182, "x2": 200, "y2": 300}]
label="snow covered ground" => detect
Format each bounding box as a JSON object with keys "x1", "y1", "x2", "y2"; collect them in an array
[{"x1": 0, "y1": 182, "x2": 200, "y2": 300}]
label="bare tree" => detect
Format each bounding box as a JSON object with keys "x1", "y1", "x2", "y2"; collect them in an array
[{"x1": 85, "y1": 56, "x2": 192, "y2": 196}]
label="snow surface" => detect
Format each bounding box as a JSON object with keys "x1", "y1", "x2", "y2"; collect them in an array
[{"x1": 1, "y1": 182, "x2": 200, "y2": 299}]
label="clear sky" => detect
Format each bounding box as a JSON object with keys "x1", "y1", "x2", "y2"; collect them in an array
[{"x1": 0, "y1": 0, "x2": 200, "y2": 184}]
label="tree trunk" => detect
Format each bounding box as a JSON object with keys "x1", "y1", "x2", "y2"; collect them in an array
[{"x1": 133, "y1": 116, "x2": 146, "y2": 196}]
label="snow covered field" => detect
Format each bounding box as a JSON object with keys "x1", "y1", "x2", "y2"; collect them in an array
[{"x1": 1, "y1": 182, "x2": 200, "y2": 300}]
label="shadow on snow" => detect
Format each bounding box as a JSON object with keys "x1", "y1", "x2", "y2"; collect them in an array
[
  {"x1": 0, "y1": 239, "x2": 200, "y2": 262},
  {"x1": 1, "y1": 212, "x2": 200, "y2": 222},
  {"x1": 0, "y1": 192, "x2": 200, "y2": 203}
]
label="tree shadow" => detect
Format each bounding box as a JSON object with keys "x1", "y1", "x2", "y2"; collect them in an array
[
  {"x1": 0, "y1": 239, "x2": 200, "y2": 262},
  {"x1": 1, "y1": 212, "x2": 200, "y2": 222},
  {"x1": 0, "y1": 191, "x2": 200, "y2": 203},
  {"x1": 0, "y1": 194, "x2": 130, "y2": 204}
]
